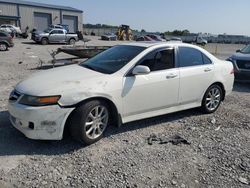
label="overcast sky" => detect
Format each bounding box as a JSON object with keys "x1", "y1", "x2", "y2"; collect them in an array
[{"x1": 31, "y1": 0, "x2": 250, "y2": 36}]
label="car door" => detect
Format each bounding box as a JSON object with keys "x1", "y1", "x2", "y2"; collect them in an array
[
  {"x1": 56, "y1": 30, "x2": 66, "y2": 42},
  {"x1": 48, "y1": 30, "x2": 58, "y2": 42},
  {"x1": 178, "y1": 47, "x2": 214, "y2": 104},
  {"x1": 122, "y1": 47, "x2": 179, "y2": 118}
]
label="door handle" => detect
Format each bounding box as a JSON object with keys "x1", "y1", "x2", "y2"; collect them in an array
[
  {"x1": 166, "y1": 74, "x2": 178, "y2": 79},
  {"x1": 204, "y1": 67, "x2": 212, "y2": 72}
]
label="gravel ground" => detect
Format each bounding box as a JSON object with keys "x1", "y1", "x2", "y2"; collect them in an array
[{"x1": 0, "y1": 37, "x2": 249, "y2": 188}]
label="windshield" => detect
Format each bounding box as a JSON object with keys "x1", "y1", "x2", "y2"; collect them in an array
[
  {"x1": 240, "y1": 45, "x2": 250, "y2": 54},
  {"x1": 80, "y1": 45, "x2": 145, "y2": 74},
  {"x1": 44, "y1": 29, "x2": 52, "y2": 33}
]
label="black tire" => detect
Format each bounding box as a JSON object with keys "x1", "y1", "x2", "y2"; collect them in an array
[
  {"x1": 69, "y1": 38, "x2": 76, "y2": 45},
  {"x1": 201, "y1": 84, "x2": 223, "y2": 114},
  {"x1": 0, "y1": 43, "x2": 8, "y2": 51},
  {"x1": 41, "y1": 38, "x2": 48, "y2": 45},
  {"x1": 69, "y1": 100, "x2": 110, "y2": 145}
]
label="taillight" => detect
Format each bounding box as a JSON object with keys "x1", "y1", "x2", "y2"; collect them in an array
[{"x1": 230, "y1": 68, "x2": 235, "y2": 74}]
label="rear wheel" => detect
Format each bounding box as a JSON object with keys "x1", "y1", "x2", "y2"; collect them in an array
[
  {"x1": 69, "y1": 38, "x2": 76, "y2": 45},
  {"x1": 201, "y1": 84, "x2": 223, "y2": 113},
  {"x1": 41, "y1": 38, "x2": 48, "y2": 45},
  {"x1": 0, "y1": 43, "x2": 8, "y2": 51},
  {"x1": 69, "y1": 100, "x2": 109, "y2": 145}
]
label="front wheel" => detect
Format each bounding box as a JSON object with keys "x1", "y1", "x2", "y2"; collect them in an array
[
  {"x1": 201, "y1": 85, "x2": 223, "y2": 113},
  {"x1": 41, "y1": 38, "x2": 48, "y2": 45},
  {"x1": 69, "y1": 100, "x2": 110, "y2": 145},
  {"x1": 0, "y1": 43, "x2": 8, "y2": 51}
]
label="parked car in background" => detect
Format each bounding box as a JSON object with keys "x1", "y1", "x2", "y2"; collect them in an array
[
  {"x1": 146, "y1": 34, "x2": 166, "y2": 41},
  {"x1": 0, "y1": 26, "x2": 12, "y2": 34},
  {"x1": 196, "y1": 36, "x2": 208, "y2": 46},
  {"x1": 0, "y1": 24, "x2": 22, "y2": 34},
  {"x1": 135, "y1": 35, "x2": 155, "y2": 41},
  {"x1": 227, "y1": 44, "x2": 250, "y2": 82},
  {"x1": 49, "y1": 24, "x2": 69, "y2": 33},
  {"x1": 32, "y1": 28, "x2": 78, "y2": 45},
  {"x1": 169, "y1": 37, "x2": 183, "y2": 42},
  {"x1": 0, "y1": 31, "x2": 14, "y2": 51},
  {"x1": 8, "y1": 42, "x2": 234, "y2": 144},
  {"x1": 101, "y1": 33, "x2": 117, "y2": 41}
]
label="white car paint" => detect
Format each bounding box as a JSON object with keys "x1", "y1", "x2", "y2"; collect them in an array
[
  {"x1": 0, "y1": 24, "x2": 22, "y2": 34},
  {"x1": 8, "y1": 42, "x2": 234, "y2": 140},
  {"x1": 0, "y1": 27, "x2": 12, "y2": 33}
]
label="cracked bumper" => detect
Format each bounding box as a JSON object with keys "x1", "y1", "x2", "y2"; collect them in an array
[{"x1": 8, "y1": 102, "x2": 74, "y2": 140}]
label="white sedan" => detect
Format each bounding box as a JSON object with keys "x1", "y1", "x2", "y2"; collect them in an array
[{"x1": 8, "y1": 42, "x2": 234, "y2": 144}]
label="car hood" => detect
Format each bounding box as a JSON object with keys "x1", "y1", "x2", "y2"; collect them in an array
[
  {"x1": 34, "y1": 31, "x2": 46, "y2": 35},
  {"x1": 15, "y1": 64, "x2": 108, "y2": 96},
  {"x1": 231, "y1": 52, "x2": 250, "y2": 61}
]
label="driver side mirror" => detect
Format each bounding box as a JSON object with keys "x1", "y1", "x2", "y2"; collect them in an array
[
  {"x1": 132, "y1": 65, "x2": 150, "y2": 75},
  {"x1": 236, "y1": 49, "x2": 241, "y2": 52}
]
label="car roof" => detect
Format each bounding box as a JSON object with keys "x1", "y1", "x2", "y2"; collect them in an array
[
  {"x1": 122, "y1": 41, "x2": 196, "y2": 48},
  {"x1": 122, "y1": 42, "x2": 217, "y2": 61}
]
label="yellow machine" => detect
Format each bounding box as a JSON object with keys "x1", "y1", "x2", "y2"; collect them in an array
[{"x1": 117, "y1": 25, "x2": 133, "y2": 41}]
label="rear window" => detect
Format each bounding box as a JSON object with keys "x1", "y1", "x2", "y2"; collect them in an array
[
  {"x1": 57, "y1": 30, "x2": 64, "y2": 34},
  {"x1": 178, "y1": 47, "x2": 212, "y2": 67}
]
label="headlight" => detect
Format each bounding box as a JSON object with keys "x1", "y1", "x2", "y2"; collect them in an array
[{"x1": 19, "y1": 95, "x2": 61, "y2": 106}]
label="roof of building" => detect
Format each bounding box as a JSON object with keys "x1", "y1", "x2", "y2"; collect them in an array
[{"x1": 0, "y1": 0, "x2": 83, "y2": 13}]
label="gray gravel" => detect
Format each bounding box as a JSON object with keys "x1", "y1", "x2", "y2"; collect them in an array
[{"x1": 0, "y1": 38, "x2": 249, "y2": 188}]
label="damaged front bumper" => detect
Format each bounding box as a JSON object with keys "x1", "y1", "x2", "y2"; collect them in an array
[{"x1": 8, "y1": 102, "x2": 74, "y2": 140}]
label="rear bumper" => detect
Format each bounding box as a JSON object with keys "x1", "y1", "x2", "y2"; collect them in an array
[{"x1": 8, "y1": 102, "x2": 74, "y2": 140}]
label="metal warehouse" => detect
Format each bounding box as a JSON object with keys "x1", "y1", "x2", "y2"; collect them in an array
[{"x1": 0, "y1": 0, "x2": 83, "y2": 32}]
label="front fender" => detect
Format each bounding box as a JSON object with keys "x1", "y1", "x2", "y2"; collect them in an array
[{"x1": 58, "y1": 92, "x2": 121, "y2": 111}]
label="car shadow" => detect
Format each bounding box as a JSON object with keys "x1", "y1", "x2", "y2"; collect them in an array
[
  {"x1": 233, "y1": 82, "x2": 250, "y2": 92},
  {"x1": 21, "y1": 41, "x2": 41, "y2": 45},
  {"x1": 0, "y1": 108, "x2": 202, "y2": 157},
  {"x1": 105, "y1": 108, "x2": 201, "y2": 138}
]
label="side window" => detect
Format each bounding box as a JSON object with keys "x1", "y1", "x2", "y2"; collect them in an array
[
  {"x1": 50, "y1": 30, "x2": 57, "y2": 34},
  {"x1": 202, "y1": 54, "x2": 212, "y2": 64},
  {"x1": 178, "y1": 47, "x2": 203, "y2": 67},
  {"x1": 57, "y1": 30, "x2": 64, "y2": 34},
  {"x1": 139, "y1": 51, "x2": 156, "y2": 70},
  {"x1": 154, "y1": 50, "x2": 174, "y2": 71},
  {"x1": 139, "y1": 49, "x2": 175, "y2": 71}
]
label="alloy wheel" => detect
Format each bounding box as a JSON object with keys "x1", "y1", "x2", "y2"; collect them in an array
[
  {"x1": 0, "y1": 43, "x2": 7, "y2": 51},
  {"x1": 85, "y1": 105, "x2": 109, "y2": 139},
  {"x1": 205, "y1": 87, "x2": 221, "y2": 111}
]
